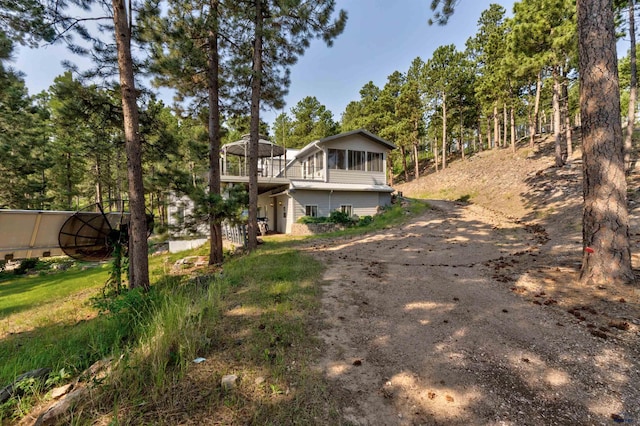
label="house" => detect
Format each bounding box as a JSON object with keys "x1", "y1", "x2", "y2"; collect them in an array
[
  {"x1": 168, "y1": 129, "x2": 395, "y2": 250},
  {"x1": 257, "y1": 129, "x2": 395, "y2": 234}
]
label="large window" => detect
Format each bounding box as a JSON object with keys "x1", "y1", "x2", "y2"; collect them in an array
[
  {"x1": 305, "y1": 205, "x2": 318, "y2": 217},
  {"x1": 328, "y1": 149, "x2": 346, "y2": 169},
  {"x1": 367, "y1": 152, "x2": 384, "y2": 172},
  {"x1": 328, "y1": 149, "x2": 383, "y2": 172},
  {"x1": 348, "y1": 150, "x2": 365, "y2": 170}
]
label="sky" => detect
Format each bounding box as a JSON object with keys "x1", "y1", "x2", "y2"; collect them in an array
[{"x1": 12, "y1": 0, "x2": 518, "y2": 133}]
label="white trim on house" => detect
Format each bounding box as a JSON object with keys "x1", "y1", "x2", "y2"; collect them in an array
[{"x1": 289, "y1": 180, "x2": 394, "y2": 193}]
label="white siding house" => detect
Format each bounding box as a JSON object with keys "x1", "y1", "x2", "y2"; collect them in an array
[{"x1": 169, "y1": 129, "x2": 395, "y2": 249}]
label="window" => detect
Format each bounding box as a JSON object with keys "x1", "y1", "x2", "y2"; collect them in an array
[
  {"x1": 315, "y1": 151, "x2": 324, "y2": 171},
  {"x1": 348, "y1": 150, "x2": 365, "y2": 170},
  {"x1": 367, "y1": 152, "x2": 384, "y2": 172},
  {"x1": 305, "y1": 205, "x2": 318, "y2": 217},
  {"x1": 305, "y1": 155, "x2": 314, "y2": 176},
  {"x1": 328, "y1": 149, "x2": 346, "y2": 169},
  {"x1": 340, "y1": 205, "x2": 352, "y2": 217}
]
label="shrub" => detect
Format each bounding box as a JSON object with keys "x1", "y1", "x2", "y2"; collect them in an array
[
  {"x1": 328, "y1": 210, "x2": 353, "y2": 225},
  {"x1": 14, "y1": 258, "x2": 40, "y2": 275},
  {"x1": 358, "y1": 215, "x2": 373, "y2": 226},
  {"x1": 297, "y1": 216, "x2": 329, "y2": 224}
]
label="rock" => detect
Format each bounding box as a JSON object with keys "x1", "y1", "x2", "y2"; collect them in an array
[
  {"x1": 35, "y1": 385, "x2": 88, "y2": 426},
  {"x1": 254, "y1": 376, "x2": 265, "y2": 385},
  {"x1": 221, "y1": 374, "x2": 238, "y2": 390},
  {"x1": 51, "y1": 263, "x2": 70, "y2": 271},
  {"x1": 50, "y1": 384, "x2": 73, "y2": 399}
]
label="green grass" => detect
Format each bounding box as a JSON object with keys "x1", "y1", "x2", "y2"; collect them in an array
[{"x1": 0, "y1": 265, "x2": 108, "y2": 317}]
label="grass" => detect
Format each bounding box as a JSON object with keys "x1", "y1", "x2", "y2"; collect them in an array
[
  {"x1": 0, "y1": 199, "x2": 426, "y2": 424},
  {"x1": 0, "y1": 264, "x2": 108, "y2": 318}
]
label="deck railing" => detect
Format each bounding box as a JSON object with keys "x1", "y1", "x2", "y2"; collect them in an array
[{"x1": 220, "y1": 161, "x2": 324, "y2": 180}]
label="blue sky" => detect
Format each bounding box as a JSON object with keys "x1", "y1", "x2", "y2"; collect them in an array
[{"x1": 13, "y1": 1, "x2": 517, "y2": 132}]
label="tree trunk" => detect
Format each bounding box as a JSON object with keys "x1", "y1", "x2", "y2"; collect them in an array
[
  {"x1": 207, "y1": 0, "x2": 223, "y2": 265},
  {"x1": 487, "y1": 116, "x2": 492, "y2": 149},
  {"x1": 562, "y1": 74, "x2": 573, "y2": 162},
  {"x1": 528, "y1": 109, "x2": 535, "y2": 150},
  {"x1": 626, "y1": 0, "x2": 637, "y2": 172},
  {"x1": 400, "y1": 145, "x2": 409, "y2": 181},
  {"x1": 433, "y1": 138, "x2": 438, "y2": 172},
  {"x1": 577, "y1": 0, "x2": 633, "y2": 286},
  {"x1": 442, "y1": 92, "x2": 447, "y2": 169},
  {"x1": 510, "y1": 106, "x2": 516, "y2": 153},
  {"x1": 247, "y1": 0, "x2": 263, "y2": 251},
  {"x1": 112, "y1": 0, "x2": 149, "y2": 291},
  {"x1": 531, "y1": 71, "x2": 542, "y2": 149},
  {"x1": 413, "y1": 143, "x2": 420, "y2": 179},
  {"x1": 476, "y1": 121, "x2": 481, "y2": 152},
  {"x1": 493, "y1": 104, "x2": 499, "y2": 149},
  {"x1": 157, "y1": 192, "x2": 165, "y2": 227},
  {"x1": 116, "y1": 149, "x2": 123, "y2": 209},
  {"x1": 552, "y1": 67, "x2": 564, "y2": 167},
  {"x1": 460, "y1": 105, "x2": 465, "y2": 160},
  {"x1": 95, "y1": 156, "x2": 102, "y2": 205},
  {"x1": 66, "y1": 152, "x2": 72, "y2": 209},
  {"x1": 503, "y1": 103, "x2": 508, "y2": 148}
]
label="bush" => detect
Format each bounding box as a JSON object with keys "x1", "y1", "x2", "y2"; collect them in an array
[
  {"x1": 14, "y1": 258, "x2": 40, "y2": 275},
  {"x1": 298, "y1": 211, "x2": 360, "y2": 226},
  {"x1": 297, "y1": 216, "x2": 329, "y2": 224},
  {"x1": 328, "y1": 210, "x2": 353, "y2": 225},
  {"x1": 358, "y1": 215, "x2": 373, "y2": 227}
]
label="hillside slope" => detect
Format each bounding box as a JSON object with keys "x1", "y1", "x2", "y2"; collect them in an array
[{"x1": 396, "y1": 135, "x2": 640, "y2": 267}]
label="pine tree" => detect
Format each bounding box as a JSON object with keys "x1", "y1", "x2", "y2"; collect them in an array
[
  {"x1": 510, "y1": 0, "x2": 577, "y2": 165},
  {"x1": 615, "y1": 0, "x2": 637, "y2": 171},
  {"x1": 289, "y1": 96, "x2": 338, "y2": 147},
  {"x1": 426, "y1": 44, "x2": 465, "y2": 170},
  {"x1": 379, "y1": 71, "x2": 407, "y2": 179},
  {"x1": 0, "y1": 0, "x2": 55, "y2": 47},
  {"x1": 0, "y1": 70, "x2": 51, "y2": 209},
  {"x1": 109, "y1": 0, "x2": 149, "y2": 290},
  {"x1": 271, "y1": 112, "x2": 294, "y2": 148},
  {"x1": 466, "y1": 4, "x2": 509, "y2": 151},
  {"x1": 578, "y1": 0, "x2": 634, "y2": 285},
  {"x1": 234, "y1": 0, "x2": 347, "y2": 250},
  {"x1": 47, "y1": 72, "x2": 90, "y2": 209},
  {"x1": 340, "y1": 81, "x2": 383, "y2": 133},
  {"x1": 141, "y1": 0, "x2": 231, "y2": 264},
  {"x1": 47, "y1": 0, "x2": 151, "y2": 289},
  {"x1": 396, "y1": 79, "x2": 425, "y2": 180}
]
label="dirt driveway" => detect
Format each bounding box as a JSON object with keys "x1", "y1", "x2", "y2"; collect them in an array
[{"x1": 305, "y1": 200, "x2": 640, "y2": 425}]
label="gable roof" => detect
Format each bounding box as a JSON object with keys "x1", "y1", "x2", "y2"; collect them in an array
[{"x1": 296, "y1": 129, "x2": 396, "y2": 159}]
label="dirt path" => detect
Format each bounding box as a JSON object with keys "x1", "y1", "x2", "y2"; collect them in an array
[{"x1": 306, "y1": 201, "x2": 640, "y2": 425}]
